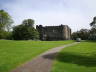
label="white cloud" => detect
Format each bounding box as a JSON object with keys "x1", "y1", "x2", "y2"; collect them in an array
[{"x1": 1, "y1": 0, "x2": 96, "y2": 32}]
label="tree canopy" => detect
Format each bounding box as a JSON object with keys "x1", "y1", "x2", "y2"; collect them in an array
[
  {"x1": 0, "y1": 10, "x2": 13, "y2": 31},
  {"x1": 12, "y1": 19, "x2": 39, "y2": 40},
  {"x1": 22, "y1": 19, "x2": 34, "y2": 27},
  {"x1": 72, "y1": 29, "x2": 89, "y2": 40},
  {"x1": 90, "y1": 16, "x2": 96, "y2": 29},
  {"x1": 0, "y1": 10, "x2": 13, "y2": 39},
  {"x1": 89, "y1": 17, "x2": 96, "y2": 40}
]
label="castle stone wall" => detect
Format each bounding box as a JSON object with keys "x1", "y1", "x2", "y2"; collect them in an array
[{"x1": 36, "y1": 25, "x2": 71, "y2": 41}]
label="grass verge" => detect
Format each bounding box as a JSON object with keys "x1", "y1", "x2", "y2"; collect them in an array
[
  {"x1": 52, "y1": 41, "x2": 96, "y2": 72},
  {"x1": 0, "y1": 40, "x2": 74, "y2": 72}
]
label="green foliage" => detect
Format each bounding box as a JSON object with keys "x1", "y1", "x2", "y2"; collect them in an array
[
  {"x1": 12, "y1": 19, "x2": 39, "y2": 40},
  {"x1": 0, "y1": 30, "x2": 12, "y2": 39},
  {"x1": 90, "y1": 16, "x2": 96, "y2": 29},
  {"x1": 0, "y1": 30, "x2": 6, "y2": 39},
  {"x1": 89, "y1": 17, "x2": 96, "y2": 40},
  {"x1": 0, "y1": 40, "x2": 74, "y2": 72},
  {"x1": 72, "y1": 16, "x2": 96, "y2": 40},
  {"x1": 0, "y1": 10, "x2": 13, "y2": 39},
  {"x1": 52, "y1": 41, "x2": 96, "y2": 72},
  {"x1": 0, "y1": 10, "x2": 13, "y2": 31},
  {"x1": 22, "y1": 19, "x2": 34, "y2": 27},
  {"x1": 72, "y1": 29, "x2": 89, "y2": 40},
  {"x1": 89, "y1": 28, "x2": 96, "y2": 40}
]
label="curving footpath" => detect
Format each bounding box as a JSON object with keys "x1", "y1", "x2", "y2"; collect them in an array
[{"x1": 11, "y1": 42, "x2": 79, "y2": 72}]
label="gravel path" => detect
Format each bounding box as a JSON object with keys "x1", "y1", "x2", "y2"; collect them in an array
[{"x1": 11, "y1": 42, "x2": 79, "y2": 72}]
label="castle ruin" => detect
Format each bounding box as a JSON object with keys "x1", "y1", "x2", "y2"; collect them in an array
[{"x1": 36, "y1": 25, "x2": 71, "y2": 41}]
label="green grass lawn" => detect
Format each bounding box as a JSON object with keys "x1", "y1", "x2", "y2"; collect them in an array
[
  {"x1": 52, "y1": 41, "x2": 96, "y2": 72},
  {"x1": 0, "y1": 40, "x2": 74, "y2": 72}
]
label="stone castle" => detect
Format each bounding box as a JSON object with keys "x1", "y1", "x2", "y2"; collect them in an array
[{"x1": 36, "y1": 25, "x2": 71, "y2": 41}]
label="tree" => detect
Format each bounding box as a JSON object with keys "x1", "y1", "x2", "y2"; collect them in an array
[
  {"x1": 0, "y1": 10, "x2": 13, "y2": 31},
  {"x1": 22, "y1": 19, "x2": 34, "y2": 27},
  {"x1": 72, "y1": 29, "x2": 89, "y2": 40},
  {"x1": 0, "y1": 29, "x2": 12, "y2": 39},
  {"x1": 90, "y1": 16, "x2": 96, "y2": 29},
  {"x1": 89, "y1": 16, "x2": 96, "y2": 40},
  {"x1": 0, "y1": 10, "x2": 13, "y2": 39},
  {"x1": 88, "y1": 29, "x2": 96, "y2": 40},
  {"x1": 12, "y1": 19, "x2": 39, "y2": 40},
  {"x1": 79, "y1": 29, "x2": 89, "y2": 40}
]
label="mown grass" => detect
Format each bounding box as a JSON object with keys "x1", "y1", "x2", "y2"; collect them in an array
[
  {"x1": 52, "y1": 41, "x2": 96, "y2": 72},
  {"x1": 0, "y1": 40, "x2": 74, "y2": 72}
]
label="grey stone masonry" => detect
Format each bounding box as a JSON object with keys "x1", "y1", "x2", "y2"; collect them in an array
[{"x1": 36, "y1": 25, "x2": 71, "y2": 40}]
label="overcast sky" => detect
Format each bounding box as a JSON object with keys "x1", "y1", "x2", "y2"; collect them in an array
[{"x1": 0, "y1": 0, "x2": 96, "y2": 32}]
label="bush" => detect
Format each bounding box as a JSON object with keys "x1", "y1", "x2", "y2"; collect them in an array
[{"x1": 0, "y1": 30, "x2": 12, "y2": 39}]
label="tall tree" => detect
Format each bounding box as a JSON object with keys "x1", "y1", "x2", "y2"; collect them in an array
[
  {"x1": 89, "y1": 16, "x2": 96, "y2": 40},
  {"x1": 90, "y1": 16, "x2": 96, "y2": 29},
  {"x1": 0, "y1": 10, "x2": 13, "y2": 31}
]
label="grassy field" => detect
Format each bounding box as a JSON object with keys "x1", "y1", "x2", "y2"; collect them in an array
[
  {"x1": 52, "y1": 41, "x2": 96, "y2": 72},
  {"x1": 0, "y1": 40, "x2": 74, "y2": 72}
]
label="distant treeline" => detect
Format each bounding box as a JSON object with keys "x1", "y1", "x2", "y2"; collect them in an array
[
  {"x1": 0, "y1": 10, "x2": 96, "y2": 40},
  {"x1": 72, "y1": 17, "x2": 96, "y2": 40}
]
